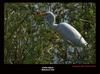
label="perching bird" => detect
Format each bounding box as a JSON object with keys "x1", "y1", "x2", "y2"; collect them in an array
[{"x1": 35, "y1": 11, "x2": 88, "y2": 47}]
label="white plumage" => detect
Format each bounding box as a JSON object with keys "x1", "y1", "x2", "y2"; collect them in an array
[
  {"x1": 54, "y1": 22, "x2": 88, "y2": 47},
  {"x1": 37, "y1": 11, "x2": 88, "y2": 47}
]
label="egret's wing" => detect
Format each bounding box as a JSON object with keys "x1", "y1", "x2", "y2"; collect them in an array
[{"x1": 55, "y1": 22, "x2": 87, "y2": 47}]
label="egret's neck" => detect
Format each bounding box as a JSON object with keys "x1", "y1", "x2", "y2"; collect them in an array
[
  {"x1": 47, "y1": 16, "x2": 56, "y2": 27},
  {"x1": 44, "y1": 12, "x2": 57, "y2": 29},
  {"x1": 48, "y1": 19, "x2": 57, "y2": 30},
  {"x1": 48, "y1": 19, "x2": 55, "y2": 26}
]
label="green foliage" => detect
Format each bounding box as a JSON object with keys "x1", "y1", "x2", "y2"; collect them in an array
[{"x1": 4, "y1": 3, "x2": 96, "y2": 64}]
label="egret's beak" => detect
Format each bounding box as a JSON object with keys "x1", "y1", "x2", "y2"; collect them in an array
[{"x1": 34, "y1": 11, "x2": 46, "y2": 16}]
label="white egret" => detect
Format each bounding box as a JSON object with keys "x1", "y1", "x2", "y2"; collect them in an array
[
  {"x1": 36, "y1": 11, "x2": 88, "y2": 47},
  {"x1": 35, "y1": 11, "x2": 88, "y2": 64}
]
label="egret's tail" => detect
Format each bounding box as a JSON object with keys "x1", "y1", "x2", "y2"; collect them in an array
[{"x1": 80, "y1": 37, "x2": 88, "y2": 47}]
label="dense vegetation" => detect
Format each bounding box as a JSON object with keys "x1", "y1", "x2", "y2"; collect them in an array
[{"x1": 4, "y1": 3, "x2": 96, "y2": 64}]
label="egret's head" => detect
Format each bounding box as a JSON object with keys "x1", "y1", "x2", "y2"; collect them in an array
[{"x1": 35, "y1": 11, "x2": 56, "y2": 26}]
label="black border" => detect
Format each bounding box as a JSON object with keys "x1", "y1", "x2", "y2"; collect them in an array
[
  {"x1": 1, "y1": 0, "x2": 96, "y2": 2},
  {"x1": 1, "y1": 0, "x2": 96, "y2": 72},
  {"x1": 0, "y1": 2, "x2": 4, "y2": 64},
  {"x1": 2, "y1": 64, "x2": 96, "y2": 72}
]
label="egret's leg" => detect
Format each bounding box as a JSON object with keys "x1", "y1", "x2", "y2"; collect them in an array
[
  {"x1": 76, "y1": 47, "x2": 83, "y2": 64},
  {"x1": 63, "y1": 41, "x2": 72, "y2": 64}
]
